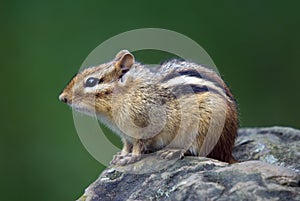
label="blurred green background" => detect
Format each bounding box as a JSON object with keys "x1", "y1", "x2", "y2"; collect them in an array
[{"x1": 1, "y1": 1, "x2": 299, "y2": 200}]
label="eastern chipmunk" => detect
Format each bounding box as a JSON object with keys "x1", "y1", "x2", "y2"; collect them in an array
[{"x1": 59, "y1": 50, "x2": 238, "y2": 165}]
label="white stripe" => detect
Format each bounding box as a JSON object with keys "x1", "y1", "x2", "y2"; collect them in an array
[
  {"x1": 84, "y1": 83, "x2": 111, "y2": 93},
  {"x1": 161, "y1": 76, "x2": 227, "y2": 97}
]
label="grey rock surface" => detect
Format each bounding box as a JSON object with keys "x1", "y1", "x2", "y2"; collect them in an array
[
  {"x1": 233, "y1": 126, "x2": 300, "y2": 171},
  {"x1": 78, "y1": 127, "x2": 300, "y2": 201}
]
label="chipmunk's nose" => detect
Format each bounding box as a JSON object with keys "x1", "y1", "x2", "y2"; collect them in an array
[{"x1": 59, "y1": 92, "x2": 70, "y2": 103}]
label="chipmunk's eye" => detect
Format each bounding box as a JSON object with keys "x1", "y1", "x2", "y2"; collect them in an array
[{"x1": 85, "y1": 77, "x2": 101, "y2": 87}]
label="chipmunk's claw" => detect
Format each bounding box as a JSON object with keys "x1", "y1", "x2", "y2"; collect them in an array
[
  {"x1": 110, "y1": 152, "x2": 123, "y2": 165},
  {"x1": 110, "y1": 153, "x2": 141, "y2": 166},
  {"x1": 157, "y1": 149, "x2": 185, "y2": 160}
]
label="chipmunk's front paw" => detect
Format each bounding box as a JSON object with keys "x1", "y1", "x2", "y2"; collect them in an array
[
  {"x1": 110, "y1": 152, "x2": 124, "y2": 165},
  {"x1": 110, "y1": 153, "x2": 141, "y2": 166},
  {"x1": 157, "y1": 149, "x2": 185, "y2": 160}
]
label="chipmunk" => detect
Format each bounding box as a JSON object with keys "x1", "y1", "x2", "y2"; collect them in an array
[{"x1": 59, "y1": 50, "x2": 238, "y2": 165}]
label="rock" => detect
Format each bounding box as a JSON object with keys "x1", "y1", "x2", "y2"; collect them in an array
[
  {"x1": 233, "y1": 126, "x2": 300, "y2": 171},
  {"x1": 77, "y1": 127, "x2": 300, "y2": 201}
]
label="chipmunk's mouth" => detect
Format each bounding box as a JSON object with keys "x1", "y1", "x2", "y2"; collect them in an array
[{"x1": 69, "y1": 102, "x2": 98, "y2": 117}]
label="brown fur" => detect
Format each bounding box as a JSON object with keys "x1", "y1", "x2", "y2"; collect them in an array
[{"x1": 59, "y1": 50, "x2": 239, "y2": 165}]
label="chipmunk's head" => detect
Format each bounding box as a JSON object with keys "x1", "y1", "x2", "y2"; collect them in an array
[{"x1": 59, "y1": 50, "x2": 135, "y2": 117}]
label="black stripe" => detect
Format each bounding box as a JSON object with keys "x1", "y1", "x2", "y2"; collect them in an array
[
  {"x1": 161, "y1": 68, "x2": 226, "y2": 91},
  {"x1": 190, "y1": 85, "x2": 208, "y2": 93},
  {"x1": 169, "y1": 84, "x2": 224, "y2": 98},
  {"x1": 161, "y1": 69, "x2": 203, "y2": 83},
  {"x1": 171, "y1": 84, "x2": 208, "y2": 96},
  {"x1": 161, "y1": 68, "x2": 228, "y2": 99},
  {"x1": 178, "y1": 70, "x2": 203, "y2": 78}
]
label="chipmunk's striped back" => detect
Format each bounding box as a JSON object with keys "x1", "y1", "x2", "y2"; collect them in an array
[
  {"x1": 158, "y1": 60, "x2": 235, "y2": 102},
  {"x1": 59, "y1": 50, "x2": 239, "y2": 165},
  {"x1": 153, "y1": 59, "x2": 238, "y2": 163}
]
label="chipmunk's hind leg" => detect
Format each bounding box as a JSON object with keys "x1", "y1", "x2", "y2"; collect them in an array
[{"x1": 156, "y1": 148, "x2": 191, "y2": 160}]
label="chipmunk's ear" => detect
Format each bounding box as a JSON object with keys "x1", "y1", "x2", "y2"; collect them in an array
[{"x1": 115, "y1": 50, "x2": 135, "y2": 69}]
